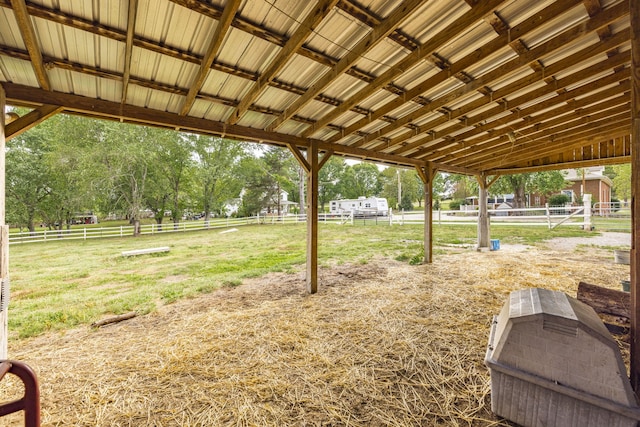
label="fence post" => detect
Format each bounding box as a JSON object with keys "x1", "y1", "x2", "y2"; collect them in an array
[
  {"x1": 83, "y1": 228, "x2": 86, "y2": 240},
  {"x1": 389, "y1": 208, "x2": 393, "y2": 225},
  {"x1": 545, "y1": 203, "x2": 551, "y2": 229},
  {"x1": 351, "y1": 209, "x2": 354, "y2": 225},
  {"x1": 438, "y1": 208, "x2": 441, "y2": 225},
  {"x1": 583, "y1": 194, "x2": 592, "y2": 231}
]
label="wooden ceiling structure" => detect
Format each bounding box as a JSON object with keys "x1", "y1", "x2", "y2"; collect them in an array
[
  {"x1": 0, "y1": 0, "x2": 634, "y2": 174},
  {"x1": 1, "y1": 0, "x2": 640, "y2": 398}
]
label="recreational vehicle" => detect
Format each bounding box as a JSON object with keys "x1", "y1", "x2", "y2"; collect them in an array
[{"x1": 329, "y1": 197, "x2": 388, "y2": 216}]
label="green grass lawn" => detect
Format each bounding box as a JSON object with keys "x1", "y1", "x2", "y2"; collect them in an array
[{"x1": 6, "y1": 222, "x2": 619, "y2": 341}]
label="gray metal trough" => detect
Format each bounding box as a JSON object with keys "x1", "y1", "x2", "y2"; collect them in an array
[{"x1": 485, "y1": 288, "x2": 640, "y2": 427}]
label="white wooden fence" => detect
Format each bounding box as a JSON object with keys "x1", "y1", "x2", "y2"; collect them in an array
[{"x1": 9, "y1": 200, "x2": 596, "y2": 244}]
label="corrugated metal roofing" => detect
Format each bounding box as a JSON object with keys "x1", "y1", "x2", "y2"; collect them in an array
[{"x1": 0, "y1": 0, "x2": 634, "y2": 173}]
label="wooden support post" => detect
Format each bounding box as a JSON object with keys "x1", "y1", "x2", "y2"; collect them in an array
[
  {"x1": 0, "y1": 85, "x2": 7, "y2": 358},
  {"x1": 415, "y1": 163, "x2": 434, "y2": 264},
  {"x1": 630, "y1": 0, "x2": 640, "y2": 394},
  {"x1": 476, "y1": 173, "x2": 490, "y2": 250},
  {"x1": 306, "y1": 141, "x2": 319, "y2": 294}
]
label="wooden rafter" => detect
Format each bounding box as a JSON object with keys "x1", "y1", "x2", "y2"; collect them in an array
[
  {"x1": 121, "y1": 0, "x2": 138, "y2": 106},
  {"x1": 227, "y1": 0, "x2": 340, "y2": 125},
  {"x1": 266, "y1": 0, "x2": 426, "y2": 131},
  {"x1": 458, "y1": 104, "x2": 630, "y2": 169},
  {"x1": 180, "y1": 0, "x2": 241, "y2": 116},
  {"x1": 0, "y1": 0, "x2": 398, "y2": 118},
  {"x1": 434, "y1": 74, "x2": 630, "y2": 167},
  {"x1": 9, "y1": 0, "x2": 50, "y2": 91},
  {"x1": 326, "y1": 0, "x2": 585, "y2": 146},
  {"x1": 363, "y1": 2, "x2": 627, "y2": 154},
  {"x1": 407, "y1": 55, "x2": 630, "y2": 164},
  {"x1": 300, "y1": 0, "x2": 511, "y2": 138},
  {"x1": 432, "y1": 94, "x2": 630, "y2": 167}
]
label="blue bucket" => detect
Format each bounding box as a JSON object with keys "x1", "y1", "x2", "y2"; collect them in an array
[{"x1": 490, "y1": 239, "x2": 500, "y2": 251}]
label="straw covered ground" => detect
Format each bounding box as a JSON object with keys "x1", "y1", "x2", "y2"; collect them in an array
[{"x1": 0, "y1": 238, "x2": 631, "y2": 426}]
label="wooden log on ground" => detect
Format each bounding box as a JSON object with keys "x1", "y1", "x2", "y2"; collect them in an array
[
  {"x1": 91, "y1": 312, "x2": 137, "y2": 328},
  {"x1": 577, "y1": 281, "x2": 630, "y2": 319}
]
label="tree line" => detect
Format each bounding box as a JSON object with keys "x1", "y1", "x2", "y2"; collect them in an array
[{"x1": 6, "y1": 112, "x2": 629, "y2": 233}]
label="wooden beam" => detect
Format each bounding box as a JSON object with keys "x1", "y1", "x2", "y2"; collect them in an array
[
  {"x1": 318, "y1": 150, "x2": 333, "y2": 170},
  {"x1": 355, "y1": 0, "x2": 620, "y2": 151},
  {"x1": 228, "y1": 0, "x2": 340, "y2": 125},
  {"x1": 266, "y1": 0, "x2": 426, "y2": 131},
  {"x1": 416, "y1": 162, "x2": 433, "y2": 264},
  {"x1": 301, "y1": 0, "x2": 508, "y2": 138},
  {"x1": 486, "y1": 155, "x2": 631, "y2": 175},
  {"x1": 0, "y1": 0, "x2": 392, "y2": 115},
  {"x1": 180, "y1": 0, "x2": 241, "y2": 116},
  {"x1": 0, "y1": 85, "x2": 5, "y2": 358},
  {"x1": 9, "y1": 0, "x2": 50, "y2": 90},
  {"x1": 287, "y1": 143, "x2": 311, "y2": 173},
  {"x1": 420, "y1": 69, "x2": 630, "y2": 163},
  {"x1": 306, "y1": 140, "x2": 319, "y2": 294},
  {"x1": 325, "y1": 0, "x2": 586, "y2": 145},
  {"x1": 396, "y1": 32, "x2": 629, "y2": 158},
  {"x1": 121, "y1": 0, "x2": 138, "y2": 106},
  {"x1": 630, "y1": 0, "x2": 640, "y2": 394},
  {"x1": 5, "y1": 104, "x2": 62, "y2": 140}
]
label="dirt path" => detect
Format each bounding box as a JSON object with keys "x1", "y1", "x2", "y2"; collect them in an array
[{"x1": 542, "y1": 231, "x2": 630, "y2": 252}]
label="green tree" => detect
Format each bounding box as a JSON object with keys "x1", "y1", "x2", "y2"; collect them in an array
[
  {"x1": 145, "y1": 131, "x2": 194, "y2": 226},
  {"x1": 90, "y1": 122, "x2": 158, "y2": 235},
  {"x1": 610, "y1": 164, "x2": 630, "y2": 203},
  {"x1": 6, "y1": 126, "x2": 51, "y2": 231},
  {"x1": 491, "y1": 171, "x2": 567, "y2": 209},
  {"x1": 340, "y1": 162, "x2": 381, "y2": 199},
  {"x1": 192, "y1": 135, "x2": 247, "y2": 220},
  {"x1": 264, "y1": 147, "x2": 297, "y2": 215},
  {"x1": 318, "y1": 156, "x2": 346, "y2": 211}
]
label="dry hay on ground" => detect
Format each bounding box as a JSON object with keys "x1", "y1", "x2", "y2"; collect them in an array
[{"x1": 0, "y1": 242, "x2": 631, "y2": 426}]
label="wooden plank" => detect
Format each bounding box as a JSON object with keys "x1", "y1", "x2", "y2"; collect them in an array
[
  {"x1": 228, "y1": 0, "x2": 340, "y2": 125},
  {"x1": 120, "y1": 0, "x2": 138, "y2": 106},
  {"x1": 302, "y1": 0, "x2": 508, "y2": 138},
  {"x1": 577, "y1": 282, "x2": 630, "y2": 319},
  {"x1": 121, "y1": 247, "x2": 170, "y2": 257},
  {"x1": 4, "y1": 104, "x2": 62, "y2": 141},
  {"x1": 267, "y1": 0, "x2": 426, "y2": 131},
  {"x1": 0, "y1": 85, "x2": 5, "y2": 359},
  {"x1": 630, "y1": 0, "x2": 640, "y2": 394},
  {"x1": 9, "y1": 0, "x2": 51, "y2": 90},
  {"x1": 180, "y1": 0, "x2": 240, "y2": 116}
]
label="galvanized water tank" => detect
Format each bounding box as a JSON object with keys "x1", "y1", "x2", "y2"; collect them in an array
[{"x1": 485, "y1": 288, "x2": 640, "y2": 427}]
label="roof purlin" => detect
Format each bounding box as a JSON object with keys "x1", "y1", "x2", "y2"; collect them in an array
[
  {"x1": 266, "y1": 0, "x2": 427, "y2": 132},
  {"x1": 326, "y1": 0, "x2": 586, "y2": 146},
  {"x1": 399, "y1": 57, "x2": 631, "y2": 162},
  {"x1": 301, "y1": 0, "x2": 510, "y2": 138},
  {"x1": 363, "y1": 2, "x2": 629, "y2": 154},
  {"x1": 227, "y1": 0, "x2": 341, "y2": 125}
]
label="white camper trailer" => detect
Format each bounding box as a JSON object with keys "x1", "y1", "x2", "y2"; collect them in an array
[{"x1": 329, "y1": 197, "x2": 388, "y2": 216}]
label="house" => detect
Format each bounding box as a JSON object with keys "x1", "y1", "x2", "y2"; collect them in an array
[{"x1": 562, "y1": 167, "x2": 612, "y2": 213}]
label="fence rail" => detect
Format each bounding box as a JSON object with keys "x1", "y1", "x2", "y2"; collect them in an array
[{"x1": 10, "y1": 201, "x2": 626, "y2": 244}]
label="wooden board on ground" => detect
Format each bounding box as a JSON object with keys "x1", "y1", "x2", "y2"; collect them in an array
[{"x1": 121, "y1": 247, "x2": 170, "y2": 257}]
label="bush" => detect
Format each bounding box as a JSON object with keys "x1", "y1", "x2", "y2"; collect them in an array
[
  {"x1": 611, "y1": 198, "x2": 620, "y2": 212},
  {"x1": 449, "y1": 199, "x2": 466, "y2": 210},
  {"x1": 547, "y1": 194, "x2": 570, "y2": 206},
  {"x1": 399, "y1": 193, "x2": 414, "y2": 211}
]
